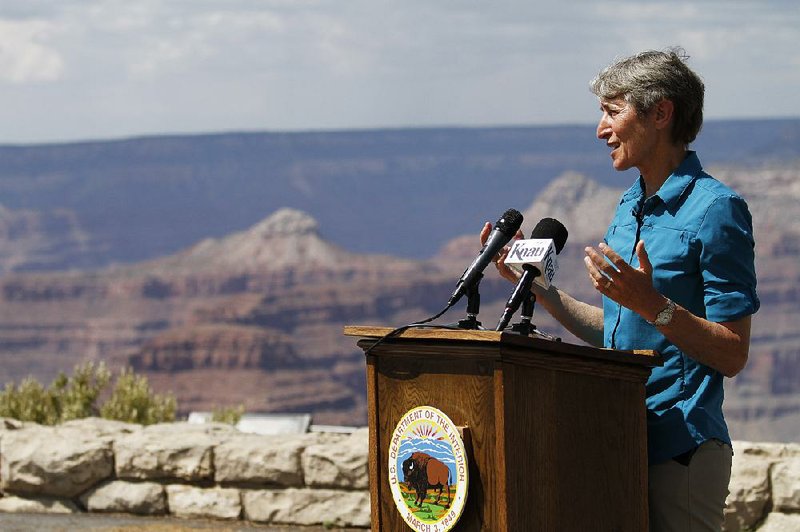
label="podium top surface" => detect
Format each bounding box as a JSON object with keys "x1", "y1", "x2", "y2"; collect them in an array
[{"x1": 344, "y1": 325, "x2": 662, "y2": 368}]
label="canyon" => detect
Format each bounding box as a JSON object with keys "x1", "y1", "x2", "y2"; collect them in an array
[
  {"x1": 0, "y1": 163, "x2": 797, "y2": 442},
  {"x1": 0, "y1": 123, "x2": 797, "y2": 442}
]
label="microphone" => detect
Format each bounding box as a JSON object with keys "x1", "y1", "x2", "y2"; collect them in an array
[
  {"x1": 495, "y1": 217, "x2": 568, "y2": 331},
  {"x1": 447, "y1": 208, "x2": 524, "y2": 308}
]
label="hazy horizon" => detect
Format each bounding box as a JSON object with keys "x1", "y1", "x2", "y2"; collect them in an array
[{"x1": 2, "y1": 115, "x2": 799, "y2": 149}]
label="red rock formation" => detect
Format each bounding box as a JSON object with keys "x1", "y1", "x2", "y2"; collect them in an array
[{"x1": 0, "y1": 168, "x2": 797, "y2": 436}]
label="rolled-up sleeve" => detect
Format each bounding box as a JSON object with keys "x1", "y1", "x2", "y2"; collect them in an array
[{"x1": 697, "y1": 195, "x2": 760, "y2": 322}]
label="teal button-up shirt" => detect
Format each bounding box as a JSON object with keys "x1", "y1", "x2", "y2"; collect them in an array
[{"x1": 603, "y1": 151, "x2": 759, "y2": 465}]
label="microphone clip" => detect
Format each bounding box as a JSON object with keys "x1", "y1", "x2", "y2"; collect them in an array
[
  {"x1": 456, "y1": 278, "x2": 483, "y2": 330},
  {"x1": 503, "y1": 292, "x2": 561, "y2": 341},
  {"x1": 508, "y1": 291, "x2": 536, "y2": 335}
]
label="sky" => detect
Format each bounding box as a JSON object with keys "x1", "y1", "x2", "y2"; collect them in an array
[{"x1": 0, "y1": 0, "x2": 798, "y2": 145}]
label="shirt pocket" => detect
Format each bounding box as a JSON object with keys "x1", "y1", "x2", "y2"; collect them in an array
[{"x1": 640, "y1": 225, "x2": 697, "y2": 294}]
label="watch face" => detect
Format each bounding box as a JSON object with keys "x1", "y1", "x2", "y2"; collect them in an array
[{"x1": 655, "y1": 300, "x2": 675, "y2": 325}]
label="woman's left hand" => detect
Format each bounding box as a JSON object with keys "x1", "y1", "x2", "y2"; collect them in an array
[{"x1": 583, "y1": 240, "x2": 666, "y2": 322}]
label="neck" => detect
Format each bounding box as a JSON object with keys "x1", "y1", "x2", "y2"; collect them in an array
[{"x1": 640, "y1": 144, "x2": 688, "y2": 197}]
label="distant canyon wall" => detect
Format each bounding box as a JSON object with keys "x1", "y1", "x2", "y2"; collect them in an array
[{"x1": 0, "y1": 163, "x2": 797, "y2": 439}]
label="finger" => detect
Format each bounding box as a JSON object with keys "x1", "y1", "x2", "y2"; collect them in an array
[
  {"x1": 494, "y1": 243, "x2": 512, "y2": 266},
  {"x1": 479, "y1": 222, "x2": 492, "y2": 246},
  {"x1": 583, "y1": 257, "x2": 608, "y2": 283},
  {"x1": 497, "y1": 242, "x2": 517, "y2": 269},
  {"x1": 496, "y1": 247, "x2": 506, "y2": 264},
  {"x1": 583, "y1": 255, "x2": 612, "y2": 289},
  {"x1": 598, "y1": 242, "x2": 630, "y2": 272},
  {"x1": 636, "y1": 240, "x2": 652, "y2": 275},
  {"x1": 585, "y1": 246, "x2": 618, "y2": 280},
  {"x1": 495, "y1": 261, "x2": 521, "y2": 283}
]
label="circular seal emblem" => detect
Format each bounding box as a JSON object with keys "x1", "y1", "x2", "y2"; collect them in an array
[{"x1": 388, "y1": 406, "x2": 468, "y2": 531}]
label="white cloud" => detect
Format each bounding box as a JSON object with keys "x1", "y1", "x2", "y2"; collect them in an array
[
  {"x1": 0, "y1": 19, "x2": 64, "y2": 83},
  {"x1": 0, "y1": 0, "x2": 797, "y2": 143}
]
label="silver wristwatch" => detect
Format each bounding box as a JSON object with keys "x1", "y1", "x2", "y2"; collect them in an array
[{"x1": 648, "y1": 298, "x2": 676, "y2": 327}]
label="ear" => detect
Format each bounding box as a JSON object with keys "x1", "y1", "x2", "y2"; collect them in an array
[{"x1": 653, "y1": 99, "x2": 674, "y2": 131}]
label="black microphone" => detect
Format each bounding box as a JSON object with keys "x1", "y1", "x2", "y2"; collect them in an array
[
  {"x1": 495, "y1": 217, "x2": 568, "y2": 331},
  {"x1": 447, "y1": 208, "x2": 524, "y2": 307}
]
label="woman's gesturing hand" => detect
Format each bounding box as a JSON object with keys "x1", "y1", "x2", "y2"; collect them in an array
[{"x1": 584, "y1": 240, "x2": 667, "y2": 322}]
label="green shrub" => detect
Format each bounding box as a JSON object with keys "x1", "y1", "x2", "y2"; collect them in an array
[
  {"x1": 52, "y1": 361, "x2": 112, "y2": 421},
  {"x1": 211, "y1": 404, "x2": 245, "y2": 425},
  {"x1": 0, "y1": 361, "x2": 112, "y2": 425},
  {"x1": 0, "y1": 377, "x2": 59, "y2": 425},
  {"x1": 100, "y1": 368, "x2": 176, "y2": 425},
  {"x1": 0, "y1": 362, "x2": 175, "y2": 426}
]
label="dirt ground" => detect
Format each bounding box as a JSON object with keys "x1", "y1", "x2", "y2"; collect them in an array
[{"x1": 0, "y1": 513, "x2": 365, "y2": 531}]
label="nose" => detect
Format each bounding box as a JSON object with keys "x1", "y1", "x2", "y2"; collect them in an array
[{"x1": 597, "y1": 114, "x2": 611, "y2": 140}]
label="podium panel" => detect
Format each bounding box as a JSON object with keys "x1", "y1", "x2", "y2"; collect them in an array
[{"x1": 345, "y1": 326, "x2": 661, "y2": 531}]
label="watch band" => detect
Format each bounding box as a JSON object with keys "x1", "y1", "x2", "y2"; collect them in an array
[{"x1": 648, "y1": 298, "x2": 676, "y2": 327}]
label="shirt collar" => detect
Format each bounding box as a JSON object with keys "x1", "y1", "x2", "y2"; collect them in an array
[{"x1": 624, "y1": 151, "x2": 703, "y2": 211}]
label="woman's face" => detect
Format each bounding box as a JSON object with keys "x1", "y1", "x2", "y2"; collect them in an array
[{"x1": 596, "y1": 97, "x2": 657, "y2": 173}]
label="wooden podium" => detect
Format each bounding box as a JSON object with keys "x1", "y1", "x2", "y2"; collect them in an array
[{"x1": 344, "y1": 326, "x2": 662, "y2": 531}]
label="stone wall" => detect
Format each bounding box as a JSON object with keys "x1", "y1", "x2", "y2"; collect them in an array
[
  {"x1": 0, "y1": 417, "x2": 797, "y2": 530},
  {"x1": 0, "y1": 417, "x2": 370, "y2": 528},
  {"x1": 725, "y1": 441, "x2": 800, "y2": 531}
]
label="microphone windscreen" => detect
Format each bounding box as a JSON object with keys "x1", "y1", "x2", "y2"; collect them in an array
[
  {"x1": 495, "y1": 209, "x2": 524, "y2": 236},
  {"x1": 530, "y1": 217, "x2": 568, "y2": 253}
]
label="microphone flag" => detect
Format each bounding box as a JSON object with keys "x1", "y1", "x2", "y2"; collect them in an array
[{"x1": 503, "y1": 238, "x2": 559, "y2": 289}]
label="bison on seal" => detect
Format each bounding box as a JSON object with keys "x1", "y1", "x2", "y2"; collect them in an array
[{"x1": 402, "y1": 451, "x2": 451, "y2": 507}]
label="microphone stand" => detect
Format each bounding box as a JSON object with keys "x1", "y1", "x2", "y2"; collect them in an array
[
  {"x1": 456, "y1": 278, "x2": 483, "y2": 330},
  {"x1": 509, "y1": 291, "x2": 536, "y2": 335},
  {"x1": 507, "y1": 291, "x2": 561, "y2": 341}
]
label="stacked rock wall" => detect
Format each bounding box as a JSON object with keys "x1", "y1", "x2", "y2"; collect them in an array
[
  {"x1": 0, "y1": 417, "x2": 797, "y2": 530},
  {"x1": 0, "y1": 418, "x2": 369, "y2": 528},
  {"x1": 725, "y1": 441, "x2": 800, "y2": 531}
]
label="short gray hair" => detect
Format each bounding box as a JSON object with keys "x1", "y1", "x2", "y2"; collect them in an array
[{"x1": 590, "y1": 47, "x2": 705, "y2": 145}]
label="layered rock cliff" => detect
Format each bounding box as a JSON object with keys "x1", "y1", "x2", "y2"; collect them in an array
[
  {"x1": 0, "y1": 164, "x2": 797, "y2": 438},
  {"x1": 0, "y1": 208, "x2": 451, "y2": 423},
  {"x1": 0, "y1": 205, "x2": 100, "y2": 273}
]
